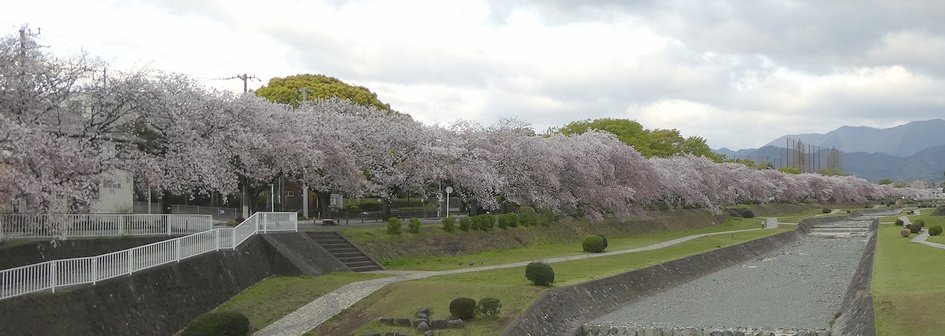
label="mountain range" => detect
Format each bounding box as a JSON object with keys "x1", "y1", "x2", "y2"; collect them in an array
[{"x1": 714, "y1": 119, "x2": 945, "y2": 184}]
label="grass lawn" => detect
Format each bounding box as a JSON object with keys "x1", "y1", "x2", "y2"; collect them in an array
[
  {"x1": 775, "y1": 208, "x2": 849, "y2": 223},
  {"x1": 209, "y1": 272, "x2": 390, "y2": 332},
  {"x1": 313, "y1": 227, "x2": 792, "y2": 335},
  {"x1": 378, "y1": 217, "x2": 773, "y2": 271},
  {"x1": 872, "y1": 224, "x2": 945, "y2": 335}
]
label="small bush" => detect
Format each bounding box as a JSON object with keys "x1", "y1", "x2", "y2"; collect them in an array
[
  {"x1": 479, "y1": 214, "x2": 496, "y2": 231},
  {"x1": 582, "y1": 235, "x2": 606, "y2": 253},
  {"x1": 496, "y1": 214, "x2": 509, "y2": 229},
  {"x1": 442, "y1": 216, "x2": 456, "y2": 233},
  {"x1": 503, "y1": 213, "x2": 519, "y2": 228},
  {"x1": 914, "y1": 219, "x2": 926, "y2": 228},
  {"x1": 477, "y1": 297, "x2": 502, "y2": 318},
  {"x1": 929, "y1": 225, "x2": 943, "y2": 236},
  {"x1": 525, "y1": 261, "x2": 555, "y2": 286},
  {"x1": 742, "y1": 209, "x2": 755, "y2": 218},
  {"x1": 598, "y1": 234, "x2": 608, "y2": 249},
  {"x1": 181, "y1": 311, "x2": 250, "y2": 336},
  {"x1": 519, "y1": 206, "x2": 539, "y2": 227},
  {"x1": 908, "y1": 224, "x2": 922, "y2": 234},
  {"x1": 408, "y1": 218, "x2": 421, "y2": 234},
  {"x1": 895, "y1": 219, "x2": 904, "y2": 226},
  {"x1": 449, "y1": 297, "x2": 477, "y2": 320},
  {"x1": 901, "y1": 229, "x2": 912, "y2": 237},
  {"x1": 386, "y1": 217, "x2": 402, "y2": 235},
  {"x1": 458, "y1": 216, "x2": 472, "y2": 232},
  {"x1": 823, "y1": 208, "x2": 832, "y2": 214}
]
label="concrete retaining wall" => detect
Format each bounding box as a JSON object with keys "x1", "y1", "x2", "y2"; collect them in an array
[
  {"x1": 577, "y1": 324, "x2": 831, "y2": 336},
  {"x1": 849, "y1": 208, "x2": 899, "y2": 217},
  {"x1": 502, "y1": 228, "x2": 808, "y2": 336},
  {"x1": 0, "y1": 235, "x2": 303, "y2": 336},
  {"x1": 830, "y1": 219, "x2": 878, "y2": 336}
]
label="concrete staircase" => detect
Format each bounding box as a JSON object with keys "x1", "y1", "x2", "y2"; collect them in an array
[
  {"x1": 308, "y1": 231, "x2": 384, "y2": 272},
  {"x1": 808, "y1": 220, "x2": 871, "y2": 238}
]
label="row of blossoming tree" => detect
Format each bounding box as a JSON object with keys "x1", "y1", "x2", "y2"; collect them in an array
[{"x1": 0, "y1": 27, "x2": 926, "y2": 224}]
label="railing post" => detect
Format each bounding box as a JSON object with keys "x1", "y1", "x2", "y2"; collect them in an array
[
  {"x1": 119, "y1": 215, "x2": 125, "y2": 236},
  {"x1": 128, "y1": 251, "x2": 134, "y2": 275},
  {"x1": 50, "y1": 262, "x2": 57, "y2": 293},
  {"x1": 215, "y1": 229, "x2": 220, "y2": 251},
  {"x1": 262, "y1": 213, "x2": 268, "y2": 233},
  {"x1": 166, "y1": 215, "x2": 172, "y2": 236},
  {"x1": 176, "y1": 239, "x2": 181, "y2": 262},
  {"x1": 232, "y1": 227, "x2": 236, "y2": 248},
  {"x1": 92, "y1": 258, "x2": 98, "y2": 285}
]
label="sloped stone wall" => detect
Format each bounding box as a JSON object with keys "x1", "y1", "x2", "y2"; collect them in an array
[{"x1": 0, "y1": 235, "x2": 300, "y2": 336}]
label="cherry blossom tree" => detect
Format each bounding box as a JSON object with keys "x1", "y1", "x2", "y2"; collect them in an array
[{"x1": 0, "y1": 26, "x2": 144, "y2": 216}]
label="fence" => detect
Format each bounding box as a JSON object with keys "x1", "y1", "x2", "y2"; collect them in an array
[
  {"x1": 0, "y1": 212, "x2": 296, "y2": 301},
  {"x1": 133, "y1": 202, "x2": 240, "y2": 221},
  {"x1": 0, "y1": 214, "x2": 213, "y2": 241}
]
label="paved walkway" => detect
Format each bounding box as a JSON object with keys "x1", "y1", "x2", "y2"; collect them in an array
[
  {"x1": 910, "y1": 230, "x2": 945, "y2": 249},
  {"x1": 254, "y1": 225, "x2": 777, "y2": 335}
]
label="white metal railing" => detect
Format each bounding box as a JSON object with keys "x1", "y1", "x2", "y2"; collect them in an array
[
  {"x1": 0, "y1": 214, "x2": 214, "y2": 241},
  {"x1": 0, "y1": 212, "x2": 296, "y2": 301}
]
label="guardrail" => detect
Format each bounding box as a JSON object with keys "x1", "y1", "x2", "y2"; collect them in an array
[
  {"x1": 0, "y1": 212, "x2": 296, "y2": 301},
  {"x1": 0, "y1": 214, "x2": 214, "y2": 241}
]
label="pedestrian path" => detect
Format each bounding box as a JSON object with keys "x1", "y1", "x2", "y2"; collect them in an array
[
  {"x1": 254, "y1": 226, "x2": 775, "y2": 336},
  {"x1": 911, "y1": 229, "x2": 945, "y2": 249}
]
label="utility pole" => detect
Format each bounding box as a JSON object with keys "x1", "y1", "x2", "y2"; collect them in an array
[
  {"x1": 236, "y1": 74, "x2": 256, "y2": 93},
  {"x1": 298, "y1": 86, "x2": 311, "y2": 103},
  {"x1": 298, "y1": 86, "x2": 312, "y2": 218},
  {"x1": 232, "y1": 73, "x2": 257, "y2": 218}
]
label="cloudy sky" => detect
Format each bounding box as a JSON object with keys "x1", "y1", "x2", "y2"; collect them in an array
[{"x1": 5, "y1": 0, "x2": 945, "y2": 150}]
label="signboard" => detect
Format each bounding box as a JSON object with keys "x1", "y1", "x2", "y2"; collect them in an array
[{"x1": 329, "y1": 194, "x2": 343, "y2": 209}]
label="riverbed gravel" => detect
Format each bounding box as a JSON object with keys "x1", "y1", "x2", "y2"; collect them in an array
[{"x1": 589, "y1": 235, "x2": 867, "y2": 330}]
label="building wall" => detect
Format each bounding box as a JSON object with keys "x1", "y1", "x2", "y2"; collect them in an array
[{"x1": 88, "y1": 169, "x2": 133, "y2": 214}]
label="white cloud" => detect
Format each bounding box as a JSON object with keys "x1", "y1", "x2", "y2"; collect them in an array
[{"x1": 6, "y1": 0, "x2": 945, "y2": 149}]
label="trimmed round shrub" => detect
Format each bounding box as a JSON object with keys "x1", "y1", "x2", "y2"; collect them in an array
[
  {"x1": 929, "y1": 225, "x2": 943, "y2": 236},
  {"x1": 823, "y1": 208, "x2": 832, "y2": 214},
  {"x1": 582, "y1": 235, "x2": 606, "y2": 253},
  {"x1": 479, "y1": 214, "x2": 496, "y2": 231},
  {"x1": 449, "y1": 297, "x2": 477, "y2": 320},
  {"x1": 477, "y1": 297, "x2": 502, "y2": 318},
  {"x1": 386, "y1": 217, "x2": 402, "y2": 235},
  {"x1": 442, "y1": 216, "x2": 456, "y2": 233},
  {"x1": 519, "y1": 206, "x2": 539, "y2": 227},
  {"x1": 895, "y1": 219, "x2": 904, "y2": 226},
  {"x1": 914, "y1": 219, "x2": 926, "y2": 228},
  {"x1": 496, "y1": 214, "x2": 509, "y2": 229},
  {"x1": 598, "y1": 234, "x2": 608, "y2": 249},
  {"x1": 901, "y1": 229, "x2": 912, "y2": 237},
  {"x1": 742, "y1": 209, "x2": 755, "y2": 218},
  {"x1": 181, "y1": 311, "x2": 249, "y2": 336},
  {"x1": 504, "y1": 213, "x2": 519, "y2": 228},
  {"x1": 408, "y1": 218, "x2": 421, "y2": 234},
  {"x1": 908, "y1": 224, "x2": 922, "y2": 234},
  {"x1": 458, "y1": 216, "x2": 472, "y2": 232},
  {"x1": 525, "y1": 261, "x2": 555, "y2": 286}
]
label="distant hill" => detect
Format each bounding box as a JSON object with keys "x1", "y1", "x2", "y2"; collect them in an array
[
  {"x1": 764, "y1": 119, "x2": 945, "y2": 157},
  {"x1": 712, "y1": 119, "x2": 945, "y2": 184}
]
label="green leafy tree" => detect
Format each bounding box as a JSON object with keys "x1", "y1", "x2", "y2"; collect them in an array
[
  {"x1": 255, "y1": 74, "x2": 394, "y2": 111},
  {"x1": 778, "y1": 167, "x2": 801, "y2": 174},
  {"x1": 553, "y1": 118, "x2": 721, "y2": 161}
]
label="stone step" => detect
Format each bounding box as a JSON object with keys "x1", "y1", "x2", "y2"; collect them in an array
[
  {"x1": 338, "y1": 256, "x2": 372, "y2": 263},
  {"x1": 349, "y1": 265, "x2": 383, "y2": 272},
  {"x1": 345, "y1": 260, "x2": 378, "y2": 267}
]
